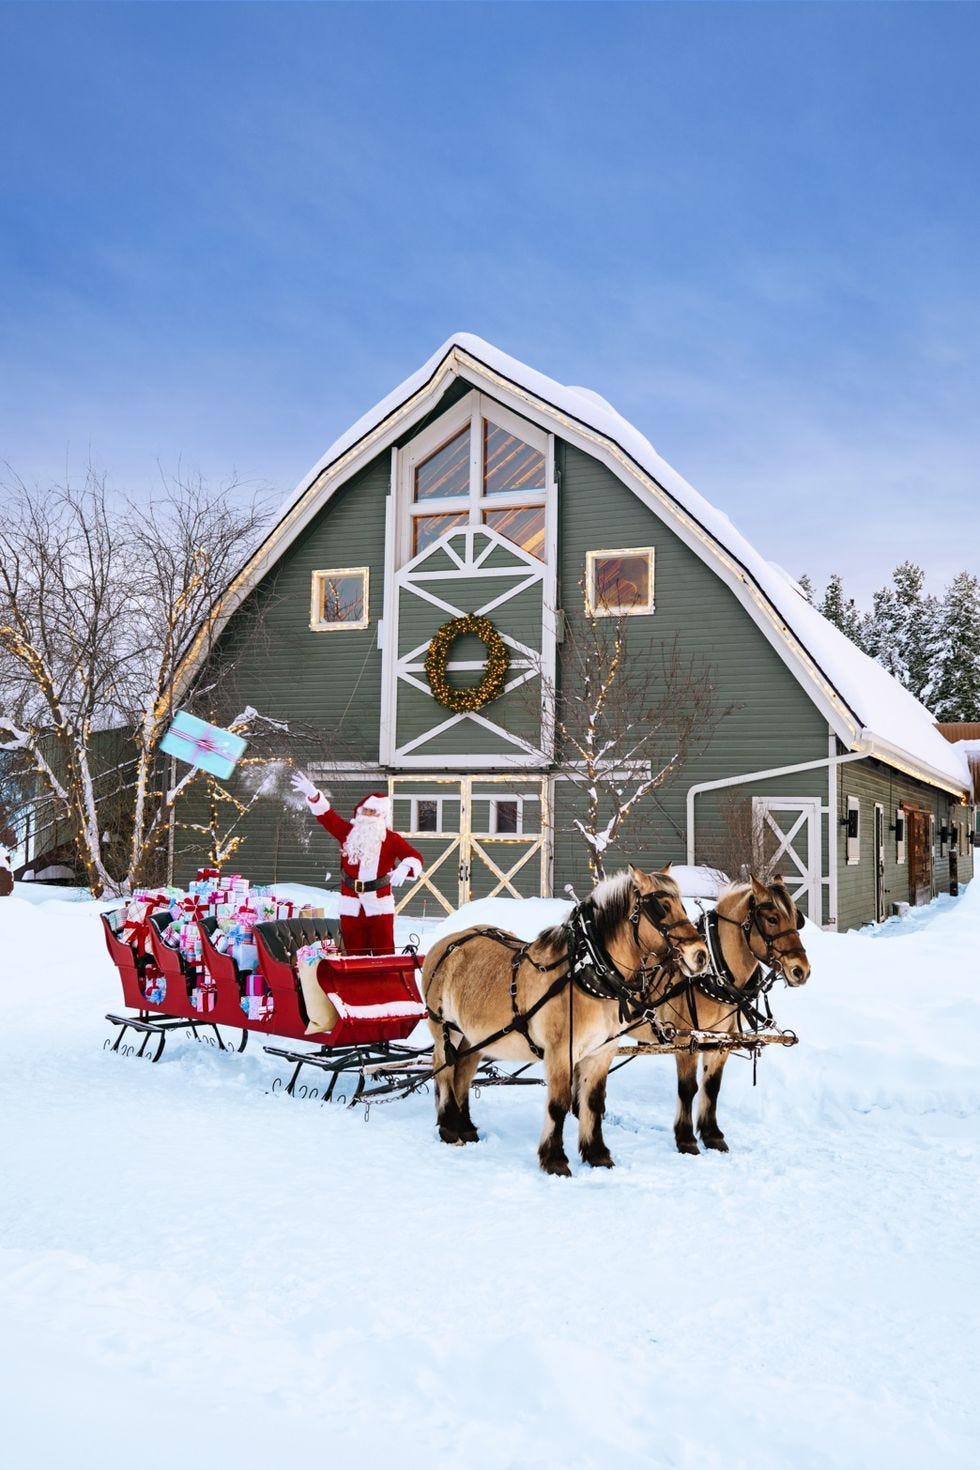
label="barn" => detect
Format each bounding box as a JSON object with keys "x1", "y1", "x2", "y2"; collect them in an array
[{"x1": 171, "y1": 334, "x2": 974, "y2": 929}]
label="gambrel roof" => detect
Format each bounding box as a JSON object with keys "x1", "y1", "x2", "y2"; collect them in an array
[{"x1": 177, "y1": 333, "x2": 971, "y2": 797}]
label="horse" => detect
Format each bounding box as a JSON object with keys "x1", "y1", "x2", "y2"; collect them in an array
[
  {"x1": 422, "y1": 864, "x2": 710, "y2": 1175},
  {"x1": 650, "y1": 873, "x2": 811, "y2": 1155}
]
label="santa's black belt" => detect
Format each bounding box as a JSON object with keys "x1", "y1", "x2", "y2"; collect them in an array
[{"x1": 347, "y1": 872, "x2": 397, "y2": 894}]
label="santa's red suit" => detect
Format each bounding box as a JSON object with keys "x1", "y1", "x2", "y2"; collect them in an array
[{"x1": 304, "y1": 789, "x2": 423, "y2": 955}]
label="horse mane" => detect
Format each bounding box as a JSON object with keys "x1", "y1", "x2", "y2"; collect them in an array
[{"x1": 535, "y1": 870, "x2": 658, "y2": 952}]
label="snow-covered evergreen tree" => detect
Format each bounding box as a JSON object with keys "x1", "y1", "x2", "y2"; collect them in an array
[
  {"x1": 860, "y1": 585, "x2": 904, "y2": 678},
  {"x1": 932, "y1": 572, "x2": 980, "y2": 720},
  {"x1": 798, "y1": 573, "x2": 815, "y2": 605},
  {"x1": 820, "y1": 574, "x2": 864, "y2": 647},
  {"x1": 892, "y1": 562, "x2": 940, "y2": 705}
]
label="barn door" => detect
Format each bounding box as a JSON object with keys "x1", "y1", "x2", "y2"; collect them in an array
[
  {"x1": 389, "y1": 775, "x2": 549, "y2": 918},
  {"x1": 466, "y1": 777, "x2": 550, "y2": 902},
  {"x1": 752, "y1": 796, "x2": 822, "y2": 919},
  {"x1": 388, "y1": 776, "x2": 467, "y2": 916},
  {"x1": 906, "y1": 808, "x2": 933, "y2": 906}
]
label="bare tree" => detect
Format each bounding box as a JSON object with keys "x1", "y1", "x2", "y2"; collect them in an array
[
  {"x1": 0, "y1": 465, "x2": 276, "y2": 895},
  {"x1": 696, "y1": 788, "x2": 758, "y2": 887},
  {"x1": 537, "y1": 608, "x2": 733, "y2": 882}
]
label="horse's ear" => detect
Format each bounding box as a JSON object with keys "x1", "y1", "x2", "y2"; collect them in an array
[
  {"x1": 629, "y1": 864, "x2": 655, "y2": 895},
  {"x1": 771, "y1": 873, "x2": 786, "y2": 887},
  {"x1": 796, "y1": 907, "x2": 806, "y2": 930},
  {"x1": 656, "y1": 862, "x2": 673, "y2": 874},
  {"x1": 750, "y1": 875, "x2": 768, "y2": 903}
]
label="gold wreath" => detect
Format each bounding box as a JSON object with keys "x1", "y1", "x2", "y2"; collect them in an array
[{"x1": 424, "y1": 615, "x2": 510, "y2": 713}]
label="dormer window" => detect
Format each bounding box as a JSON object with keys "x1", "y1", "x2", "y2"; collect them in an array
[{"x1": 404, "y1": 395, "x2": 550, "y2": 562}]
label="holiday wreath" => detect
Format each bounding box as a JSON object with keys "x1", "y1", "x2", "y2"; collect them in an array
[{"x1": 424, "y1": 615, "x2": 510, "y2": 713}]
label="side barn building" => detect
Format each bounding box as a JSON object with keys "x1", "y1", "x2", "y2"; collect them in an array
[{"x1": 172, "y1": 335, "x2": 974, "y2": 929}]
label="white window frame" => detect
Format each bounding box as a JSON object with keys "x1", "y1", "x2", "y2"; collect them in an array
[
  {"x1": 846, "y1": 795, "x2": 861, "y2": 866},
  {"x1": 310, "y1": 567, "x2": 370, "y2": 632},
  {"x1": 895, "y1": 805, "x2": 906, "y2": 865},
  {"x1": 398, "y1": 390, "x2": 550, "y2": 569},
  {"x1": 410, "y1": 796, "x2": 446, "y2": 834},
  {"x1": 585, "y1": 546, "x2": 656, "y2": 617}
]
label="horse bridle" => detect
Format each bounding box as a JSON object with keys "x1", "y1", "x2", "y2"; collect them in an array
[
  {"x1": 627, "y1": 888, "x2": 703, "y2": 990},
  {"x1": 717, "y1": 895, "x2": 806, "y2": 978}
]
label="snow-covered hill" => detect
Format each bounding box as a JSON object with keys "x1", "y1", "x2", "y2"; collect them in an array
[{"x1": 1, "y1": 885, "x2": 977, "y2": 1467}]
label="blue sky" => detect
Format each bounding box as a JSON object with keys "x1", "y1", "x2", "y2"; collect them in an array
[{"x1": 1, "y1": 0, "x2": 978, "y2": 602}]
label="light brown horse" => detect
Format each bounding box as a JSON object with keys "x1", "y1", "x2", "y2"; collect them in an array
[
  {"x1": 650, "y1": 874, "x2": 811, "y2": 1154},
  {"x1": 422, "y1": 865, "x2": 710, "y2": 1175}
]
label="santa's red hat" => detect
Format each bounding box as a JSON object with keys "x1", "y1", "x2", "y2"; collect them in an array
[{"x1": 354, "y1": 791, "x2": 392, "y2": 822}]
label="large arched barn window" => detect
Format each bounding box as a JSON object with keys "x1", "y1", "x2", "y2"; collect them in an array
[{"x1": 400, "y1": 393, "x2": 550, "y2": 564}]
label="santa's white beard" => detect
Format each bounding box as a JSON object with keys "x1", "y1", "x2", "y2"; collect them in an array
[{"x1": 343, "y1": 812, "x2": 388, "y2": 866}]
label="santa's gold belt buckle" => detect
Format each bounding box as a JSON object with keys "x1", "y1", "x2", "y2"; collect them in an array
[{"x1": 354, "y1": 879, "x2": 366, "y2": 893}]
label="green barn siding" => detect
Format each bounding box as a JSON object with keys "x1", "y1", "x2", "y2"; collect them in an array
[
  {"x1": 835, "y1": 757, "x2": 973, "y2": 932},
  {"x1": 209, "y1": 454, "x2": 390, "y2": 742},
  {"x1": 551, "y1": 443, "x2": 829, "y2": 905}
]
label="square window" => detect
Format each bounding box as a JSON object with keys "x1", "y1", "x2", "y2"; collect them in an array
[
  {"x1": 586, "y1": 548, "x2": 655, "y2": 615},
  {"x1": 310, "y1": 568, "x2": 369, "y2": 631}
]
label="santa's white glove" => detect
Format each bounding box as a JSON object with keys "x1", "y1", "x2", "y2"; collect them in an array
[
  {"x1": 290, "y1": 771, "x2": 320, "y2": 802},
  {"x1": 389, "y1": 858, "x2": 420, "y2": 889}
]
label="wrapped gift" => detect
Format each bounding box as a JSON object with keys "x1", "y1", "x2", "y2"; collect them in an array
[
  {"x1": 232, "y1": 940, "x2": 258, "y2": 971},
  {"x1": 120, "y1": 892, "x2": 171, "y2": 953},
  {"x1": 240, "y1": 993, "x2": 274, "y2": 1022},
  {"x1": 297, "y1": 904, "x2": 326, "y2": 920}
]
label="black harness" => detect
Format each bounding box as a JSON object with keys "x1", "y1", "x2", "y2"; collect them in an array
[
  {"x1": 684, "y1": 897, "x2": 807, "y2": 1034},
  {"x1": 425, "y1": 890, "x2": 694, "y2": 1067}
]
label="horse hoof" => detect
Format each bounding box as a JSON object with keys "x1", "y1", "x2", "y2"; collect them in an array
[
  {"x1": 676, "y1": 1138, "x2": 700, "y2": 1155},
  {"x1": 439, "y1": 1127, "x2": 463, "y2": 1146},
  {"x1": 585, "y1": 1151, "x2": 614, "y2": 1169},
  {"x1": 459, "y1": 1126, "x2": 480, "y2": 1144},
  {"x1": 540, "y1": 1155, "x2": 572, "y2": 1177},
  {"x1": 702, "y1": 1135, "x2": 729, "y2": 1152}
]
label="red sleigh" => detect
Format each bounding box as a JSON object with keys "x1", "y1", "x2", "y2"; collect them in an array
[{"x1": 102, "y1": 910, "x2": 427, "y2": 1077}]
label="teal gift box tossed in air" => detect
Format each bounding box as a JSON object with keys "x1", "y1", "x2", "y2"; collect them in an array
[{"x1": 159, "y1": 711, "x2": 247, "y2": 780}]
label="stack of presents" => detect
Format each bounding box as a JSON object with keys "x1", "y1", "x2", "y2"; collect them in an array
[{"x1": 118, "y1": 867, "x2": 339, "y2": 1020}]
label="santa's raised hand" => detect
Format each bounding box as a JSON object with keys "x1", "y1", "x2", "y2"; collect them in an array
[{"x1": 290, "y1": 770, "x2": 320, "y2": 801}]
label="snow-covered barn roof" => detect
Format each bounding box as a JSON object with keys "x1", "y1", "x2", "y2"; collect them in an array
[{"x1": 178, "y1": 332, "x2": 971, "y2": 797}]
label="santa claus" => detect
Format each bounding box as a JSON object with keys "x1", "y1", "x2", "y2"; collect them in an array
[{"x1": 290, "y1": 774, "x2": 424, "y2": 955}]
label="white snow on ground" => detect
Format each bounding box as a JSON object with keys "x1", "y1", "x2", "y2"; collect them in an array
[{"x1": 1, "y1": 885, "x2": 978, "y2": 1468}]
